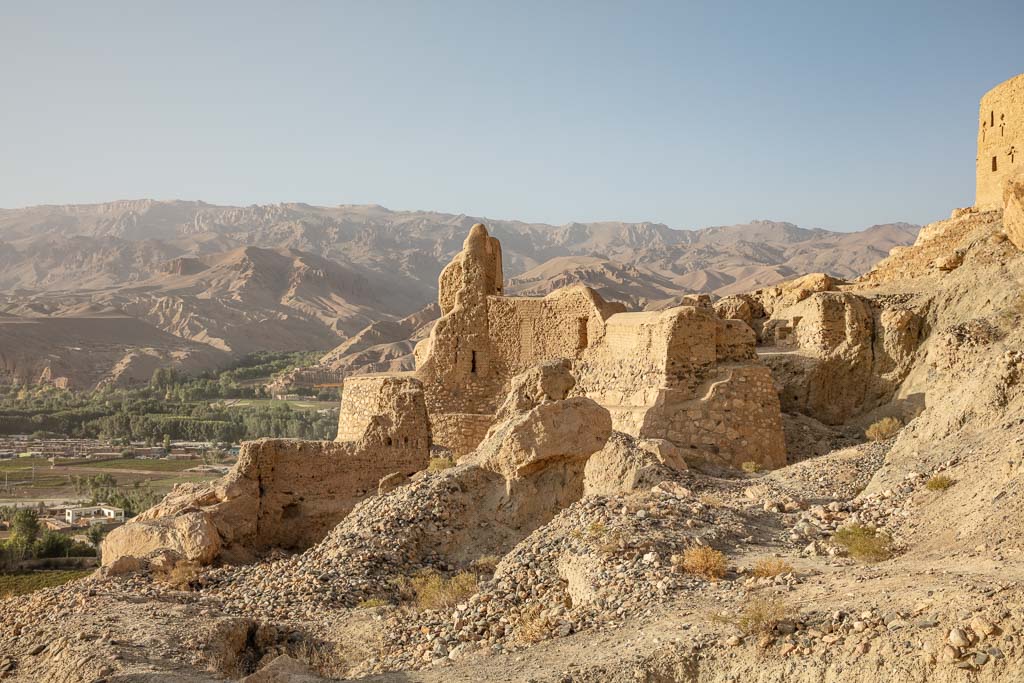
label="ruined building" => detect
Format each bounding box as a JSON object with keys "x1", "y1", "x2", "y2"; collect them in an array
[
  {"x1": 411, "y1": 223, "x2": 786, "y2": 469},
  {"x1": 977, "y1": 72, "x2": 1024, "y2": 209}
]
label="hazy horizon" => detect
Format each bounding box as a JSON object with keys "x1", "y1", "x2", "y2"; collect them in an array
[{"x1": 2, "y1": 1, "x2": 1022, "y2": 231}]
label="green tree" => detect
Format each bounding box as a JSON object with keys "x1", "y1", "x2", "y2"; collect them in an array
[
  {"x1": 10, "y1": 509, "x2": 41, "y2": 558},
  {"x1": 86, "y1": 524, "x2": 107, "y2": 560},
  {"x1": 163, "y1": 434, "x2": 172, "y2": 452}
]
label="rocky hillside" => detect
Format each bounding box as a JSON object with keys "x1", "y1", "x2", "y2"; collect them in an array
[{"x1": 4, "y1": 203, "x2": 1024, "y2": 683}]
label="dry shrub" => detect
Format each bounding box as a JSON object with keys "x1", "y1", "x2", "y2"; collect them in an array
[
  {"x1": 285, "y1": 637, "x2": 372, "y2": 679},
  {"x1": 678, "y1": 545, "x2": 727, "y2": 580},
  {"x1": 734, "y1": 595, "x2": 797, "y2": 636},
  {"x1": 741, "y1": 461, "x2": 762, "y2": 474},
  {"x1": 926, "y1": 474, "x2": 955, "y2": 491},
  {"x1": 285, "y1": 640, "x2": 345, "y2": 678},
  {"x1": 470, "y1": 554, "x2": 500, "y2": 577},
  {"x1": 514, "y1": 602, "x2": 551, "y2": 644},
  {"x1": 428, "y1": 456, "x2": 456, "y2": 471},
  {"x1": 752, "y1": 557, "x2": 793, "y2": 578},
  {"x1": 155, "y1": 560, "x2": 202, "y2": 590},
  {"x1": 865, "y1": 417, "x2": 902, "y2": 441},
  {"x1": 399, "y1": 569, "x2": 478, "y2": 611},
  {"x1": 698, "y1": 493, "x2": 724, "y2": 508},
  {"x1": 355, "y1": 597, "x2": 388, "y2": 609},
  {"x1": 832, "y1": 523, "x2": 893, "y2": 562}
]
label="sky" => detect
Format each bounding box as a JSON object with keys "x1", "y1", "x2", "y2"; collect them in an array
[{"x1": 1, "y1": 1, "x2": 1022, "y2": 231}]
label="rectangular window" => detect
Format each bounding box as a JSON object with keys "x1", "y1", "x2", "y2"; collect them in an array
[
  {"x1": 471, "y1": 350, "x2": 477, "y2": 374},
  {"x1": 993, "y1": 156, "x2": 998, "y2": 172}
]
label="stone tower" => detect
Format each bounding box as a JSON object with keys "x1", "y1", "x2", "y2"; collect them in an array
[{"x1": 976, "y1": 72, "x2": 1024, "y2": 209}]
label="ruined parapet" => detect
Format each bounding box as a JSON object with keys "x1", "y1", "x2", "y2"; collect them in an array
[
  {"x1": 102, "y1": 375, "x2": 431, "y2": 569},
  {"x1": 976, "y1": 73, "x2": 1024, "y2": 210},
  {"x1": 576, "y1": 306, "x2": 785, "y2": 469},
  {"x1": 336, "y1": 374, "x2": 431, "y2": 451}
]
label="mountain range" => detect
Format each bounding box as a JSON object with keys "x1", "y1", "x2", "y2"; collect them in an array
[{"x1": 0, "y1": 200, "x2": 919, "y2": 387}]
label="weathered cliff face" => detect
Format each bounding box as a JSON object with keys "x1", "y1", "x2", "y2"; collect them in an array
[
  {"x1": 101, "y1": 378, "x2": 431, "y2": 568},
  {"x1": 1004, "y1": 174, "x2": 1024, "y2": 250}
]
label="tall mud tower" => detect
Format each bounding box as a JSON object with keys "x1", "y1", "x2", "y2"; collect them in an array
[{"x1": 976, "y1": 72, "x2": 1024, "y2": 209}]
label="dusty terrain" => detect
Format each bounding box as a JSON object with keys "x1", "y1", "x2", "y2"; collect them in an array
[
  {"x1": 0, "y1": 201, "x2": 916, "y2": 388},
  {"x1": 1, "y1": 202, "x2": 1023, "y2": 683}
]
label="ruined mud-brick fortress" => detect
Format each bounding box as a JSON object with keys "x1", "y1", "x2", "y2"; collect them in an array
[{"x1": 339, "y1": 223, "x2": 787, "y2": 470}]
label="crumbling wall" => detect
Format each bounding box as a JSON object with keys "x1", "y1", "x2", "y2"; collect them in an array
[
  {"x1": 336, "y1": 375, "x2": 431, "y2": 451},
  {"x1": 415, "y1": 224, "x2": 788, "y2": 467},
  {"x1": 101, "y1": 376, "x2": 431, "y2": 568}
]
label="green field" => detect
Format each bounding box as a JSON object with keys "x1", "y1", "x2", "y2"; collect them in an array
[
  {"x1": 0, "y1": 569, "x2": 93, "y2": 598},
  {"x1": 148, "y1": 473, "x2": 223, "y2": 494},
  {"x1": 0, "y1": 457, "x2": 51, "y2": 472},
  {"x1": 225, "y1": 398, "x2": 338, "y2": 410},
  {"x1": 61, "y1": 458, "x2": 200, "y2": 472}
]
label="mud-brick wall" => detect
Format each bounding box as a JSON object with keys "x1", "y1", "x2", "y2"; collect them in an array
[
  {"x1": 336, "y1": 374, "x2": 429, "y2": 443},
  {"x1": 240, "y1": 438, "x2": 431, "y2": 551},
  {"x1": 337, "y1": 376, "x2": 390, "y2": 442},
  {"x1": 640, "y1": 364, "x2": 786, "y2": 469},
  {"x1": 431, "y1": 412, "x2": 495, "y2": 457}
]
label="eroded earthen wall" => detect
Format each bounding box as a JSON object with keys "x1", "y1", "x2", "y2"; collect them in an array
[
  {"x1": 414, "y1": 225, "x2": 787, "y2": 467},
  {"x1": 337, "y1": 375, "x2": 431, "y2": 451}
]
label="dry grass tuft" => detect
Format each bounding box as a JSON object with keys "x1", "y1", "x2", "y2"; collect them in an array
[
  {"x1": 155, "y1": 560, "x2": 202, "y2": 590},
  {"x1": 752, "y1": 557, "x2": 794, "y2": 578},
  {"x1": 513, "y1": 602, "x2": 551, "y2": 644},
  {"x1": 285, "y1": 636, "x2": 374, "y2": 679},
  {"x1": 397, "y1": 569, "x2": 478, "y2": 611},
  {"x1": 832, "y1": 523, "x2": 893, "y2": 562},
  {"x1": 741, "y1": 461, "x2": 762, "y2": 474},
  {"x1": 865, "y1": 416, "x2": 902, "y2": 441},
  {"x1": 733, "y1": 595, "x2": 797, "y2": 636},
  {"x1": 355, "y1": 597, "x2": 388, "y2": 609},
  {"x1": 428, "y1": 456, "x2": 457, "y2": 471},
  {"x1": 926, "y1": 474, "x2": 955, "y2": 491},
  {"x1": 678, "y1": 545, "x2": 727, "y2": 580},
  {"x1": 470, "y1": 554, "x2": 500, "y2": 576}
]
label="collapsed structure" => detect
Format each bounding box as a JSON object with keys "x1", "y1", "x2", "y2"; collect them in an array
[{"x1": 412, "y1": 223, "x2": 786, "y2": 469}]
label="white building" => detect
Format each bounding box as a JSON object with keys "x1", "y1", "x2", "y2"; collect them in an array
[{"x1": 65, "y1": 505, "x2": 125, "y2": 525}]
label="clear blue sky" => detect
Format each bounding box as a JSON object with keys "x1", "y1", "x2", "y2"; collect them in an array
[{"x1": 1, "y1": 1, "x2": 1021, "y2": 231}]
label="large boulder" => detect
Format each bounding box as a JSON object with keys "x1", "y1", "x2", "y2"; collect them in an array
[
  {"x1": 583, "y1": 433, "x2": 687, "y2": 496},
  {"x1": 101, "y1": 511, "x2": 221, "y2": 567},
  {"x1": 472, "y1": 397, "x2": 612, "y2": 480}
]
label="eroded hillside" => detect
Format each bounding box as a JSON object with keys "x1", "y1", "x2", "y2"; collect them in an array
[{"x1": 2, "y1": 204, "x2": 1023, "y2": 683}]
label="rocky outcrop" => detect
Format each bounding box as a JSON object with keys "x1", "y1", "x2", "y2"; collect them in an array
[
  {"x1": 759, "y1": 291, "x2": 923, "y2": 424},
  {"x1": 1005, "y1": 174, "x2": 1024, "y2": 250}
]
